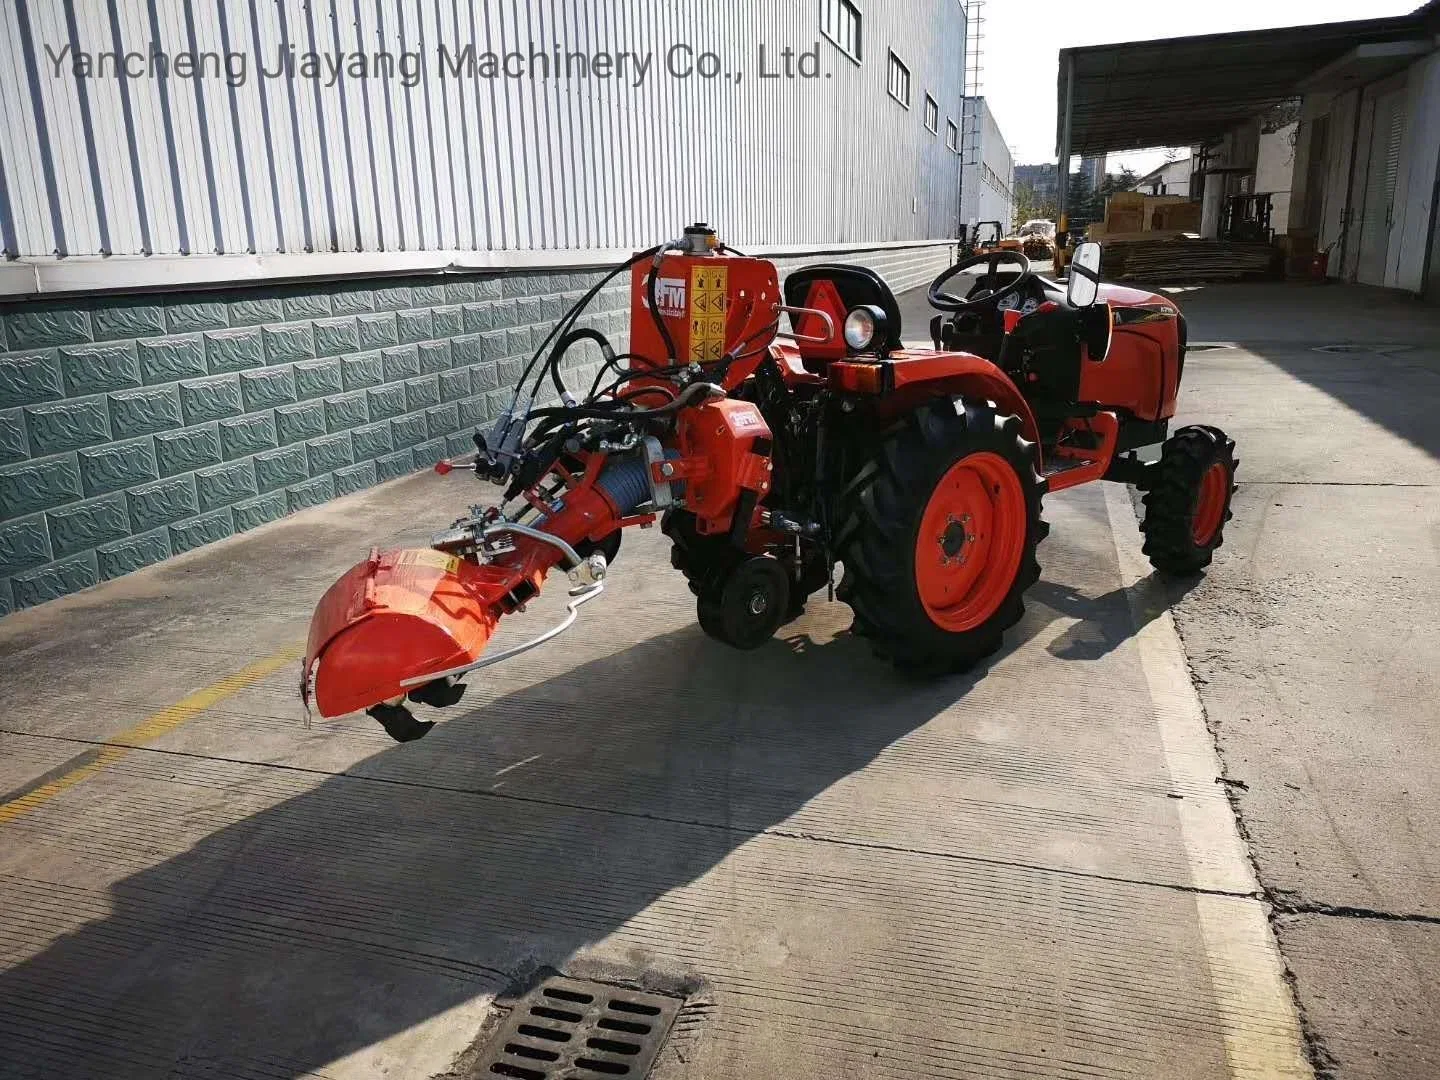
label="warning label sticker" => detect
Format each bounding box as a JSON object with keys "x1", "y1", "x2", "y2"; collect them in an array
[
  {"x1": 688, "y1": 264, "x2": 728, "y2": 362},
  {"x1": 396, "y1": 549, "x2": 462, "y2": 575}
]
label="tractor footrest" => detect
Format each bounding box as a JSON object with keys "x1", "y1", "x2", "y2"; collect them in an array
[{"x1": 1042, "y1": 459, "x2": 1090, "y2": 478}]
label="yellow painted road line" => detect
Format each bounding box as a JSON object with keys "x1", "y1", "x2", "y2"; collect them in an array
[
  {"x1": 0, "y1": 642, "x2": 304, "y2": 827},
  {"x1": 1103, "y1": 483, "x2": 1311, "y2": 1079}
]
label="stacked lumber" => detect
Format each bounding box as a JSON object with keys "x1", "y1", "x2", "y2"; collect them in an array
[
  {"x1": 1098, "y1": 236, "x2": 1275, "y2": 282},
  {"x1": 1089, "y1": 193, "x2": 1203, "y2": 241}
]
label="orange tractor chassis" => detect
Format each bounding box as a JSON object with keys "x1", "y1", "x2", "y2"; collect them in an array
[{"x1": 303, "y1": 224, "x2": 1237, "y2": 742}]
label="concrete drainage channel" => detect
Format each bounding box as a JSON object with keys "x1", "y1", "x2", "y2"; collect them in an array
[{"x1": 470, "y1": 977, "x2": 682, "y2": 1079}]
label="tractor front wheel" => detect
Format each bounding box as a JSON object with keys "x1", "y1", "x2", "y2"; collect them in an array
[
  {"x1": 1140, "y1": 425, "x2": 1238, "y2": 575},
  {"x1": 837, "y1": 398, "x2": 1047, "y2": 674}
]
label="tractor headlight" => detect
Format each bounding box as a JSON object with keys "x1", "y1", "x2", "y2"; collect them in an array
[{"x1": 843, "y1": 306, "x2": 885, "y2": 352}]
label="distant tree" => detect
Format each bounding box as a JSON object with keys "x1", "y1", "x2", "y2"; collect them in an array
[
  {"x1": 1060, "y1": 168, "x2": 1145, "y2": 234},
  {"x1": 1098, "y1": 168, "x2": 1141, "y2": 198},
  {"x1": 1065, "y1": 170, "x2": 1102, "y2": 231},
  {"x1": 1013, "y1": 182, "x2": 1057, "y2": 229}
]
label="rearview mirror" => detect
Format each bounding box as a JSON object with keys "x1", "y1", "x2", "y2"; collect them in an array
[{"x1": 1068, "y1": 242, "x2": 1102, "y2": 308}]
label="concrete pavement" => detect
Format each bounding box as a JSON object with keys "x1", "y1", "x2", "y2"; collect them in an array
[
  {"x1": 1159, "y1": 281, "x2": 1440, "y2": 1079},
  {"x1": 0, "y1": 307, "x2": 1314, "y2": 1076}
]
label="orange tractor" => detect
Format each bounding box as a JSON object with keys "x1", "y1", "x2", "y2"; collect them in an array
[{"x1": 303, "y1": 224, "x2": 1237, "y2": 741}]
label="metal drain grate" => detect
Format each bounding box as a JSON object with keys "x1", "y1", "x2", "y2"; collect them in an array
[{"x1": 479, "y1": 976, "x2": 682, "y2": 1079}]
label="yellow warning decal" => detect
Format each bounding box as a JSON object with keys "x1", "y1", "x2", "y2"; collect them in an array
[
  {"x1": 396, "y1": 548, "x2": 462, "y2": 575},
  {"x1": 689, "y1": 264, "x2": 728, "y2": 362}
]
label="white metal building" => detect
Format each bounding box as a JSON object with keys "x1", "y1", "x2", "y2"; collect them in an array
[
  {"x1": 0, "y1": 0, "x2": 975, "y2": 611},
  {"x1": 0, "y1": 0, "x2": 971, "y2": 293},
  {"x1": 1129, "y1": 158, "x2": 1193, "y2": 198},
  {"x1": 959, "y1": 95, "x2": 1014, "y2": 232},
  {"x1": 1289, "y1": 29, "x2": 1440, "y2": 290}
]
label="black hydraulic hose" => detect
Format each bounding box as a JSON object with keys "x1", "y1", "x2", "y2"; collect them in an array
[
  {"x1": 514, "y1": 245, "x2": 661, "y2": 410},
  {"x1": 645, "y1": 254, "x2": 679, "y2": 364},
  {"x1": 546, "y1": 326, "x2": 615, "y2": 403},
  {"x1": 525, "y1": 380, "x2": 719, "y2": 423},
  {"x1": 585, "y1": 351, "x2": 651, "y2": 401},
  {"x1": 585, "y1": 314, "x2": 779, "y2": 404},
  {"x1": 590, "y1": 360, "x2": 695, "y2": 402}
]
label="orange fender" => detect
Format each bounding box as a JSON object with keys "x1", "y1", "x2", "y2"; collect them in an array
[{"x1": 875, "y1": 351, "x2": 1043, "y2": 468}]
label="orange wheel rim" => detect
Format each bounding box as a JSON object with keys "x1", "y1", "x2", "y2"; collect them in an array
[
  {"x1": 914, "y1": 451, "x2": 1027, "y2": 633},
  {"x1": 1192, "y1": 461, "x2": 1229, "y2": 545}
]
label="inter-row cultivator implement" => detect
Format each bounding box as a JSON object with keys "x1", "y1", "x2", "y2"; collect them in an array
[{"x1": 303, "y1": 224, "x2": 1237, "y2": 741}]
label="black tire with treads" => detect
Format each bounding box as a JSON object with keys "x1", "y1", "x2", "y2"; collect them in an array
[
  {"x1": 1140, "y1": 424, "x2": 1238, "y2": 575},
  {"x1": 836, "y1": 397, "x2": 1047, "y2": 674}
]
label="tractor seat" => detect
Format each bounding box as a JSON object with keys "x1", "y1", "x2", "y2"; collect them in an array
[{"x1": 785, "y1": 264, "x2": 903, "y2": 353}]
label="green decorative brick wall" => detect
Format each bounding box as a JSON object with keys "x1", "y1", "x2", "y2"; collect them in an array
[
  {"x1": 0, "y1": 270, "x2": 628, "y2": 613},
  {"x1": 0, "y1": 243, "x2": 952, "y2": 614}
]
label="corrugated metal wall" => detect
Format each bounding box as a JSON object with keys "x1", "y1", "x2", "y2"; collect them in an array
[
  {"x1": 959, "y1": 95, "x2": 1013, "y2": 230},
  {"x1": 0, "y1": 0, "x2": 967, "y2": 264}
]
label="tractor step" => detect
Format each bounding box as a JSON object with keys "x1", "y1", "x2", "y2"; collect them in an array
[{"x1": 1042, "y1": 459, "x2": 1090, "y2": 478}]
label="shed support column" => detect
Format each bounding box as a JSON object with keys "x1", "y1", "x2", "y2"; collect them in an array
[{"x1": 1057, "y1": 55, "x2": 1074, "y2": 268}]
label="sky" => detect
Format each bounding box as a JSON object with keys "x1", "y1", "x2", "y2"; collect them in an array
[{"x1": 983, "y1": 0, "x2": 1423, "y2": 174}]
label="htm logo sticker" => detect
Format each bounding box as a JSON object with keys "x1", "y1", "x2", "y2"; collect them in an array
[{"x1": 654, "y1": 277, "x2": 687, "y2": 315}]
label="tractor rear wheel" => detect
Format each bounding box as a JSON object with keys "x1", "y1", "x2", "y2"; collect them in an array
[
  {"x1": 1140, "y1": 425, "x2": 1238, "y2": 575},
  {"x1": 837, "y1": 398, "x2": 1046, "y2": 674}
]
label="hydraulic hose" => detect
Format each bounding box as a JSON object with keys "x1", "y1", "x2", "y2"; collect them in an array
[
  {"x1": 514, "y1": 244, "x2": 661, "y2": 413},
  {"x1": 546, "y1": 326, "x2": 616, "y2": 404},
  {"x1": 525, "y1": 380, "x2": 723, "y2": 424}
]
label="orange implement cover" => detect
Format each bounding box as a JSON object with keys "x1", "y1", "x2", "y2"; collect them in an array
[{"x1": 305, "y1": 548, "x2": 501, "y2": 717}]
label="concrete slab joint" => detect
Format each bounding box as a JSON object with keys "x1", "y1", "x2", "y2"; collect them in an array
[{"x1": 0, "y1": 246, "x2": 954, "y2": 612}]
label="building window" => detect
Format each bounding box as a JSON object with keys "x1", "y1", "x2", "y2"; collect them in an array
[
  {"x1": 924, "y1": 95, "x2": 939, "y2": 134},
  {"x1": 887, "y1": 52, "x2": 910, "y2": 107},
  {"x1": 980, "y1": 162, "x2": 1014, "y2": 203},
  {"x1": 819, "y1": 0, "x2": 862, "y2": 62},
  {"x1": 946, "y1": 119, "x2": 959, "y2": 152}
]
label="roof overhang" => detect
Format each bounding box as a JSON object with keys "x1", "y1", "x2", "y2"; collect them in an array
[
  {"x1": 1056, "y1": 5, "x2": 1439, "y2": 156},
  {"x1": 1298, "y1": 38, "x2": 1437, "y2": 91}
]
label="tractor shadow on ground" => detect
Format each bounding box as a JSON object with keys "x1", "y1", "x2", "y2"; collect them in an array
[
  {"x1": 1037, "y1": 571, "x2": 1200, "y2": 662},
  {"x1": 0, "y1": 561, "x2": 1164, "y2": 1079}
]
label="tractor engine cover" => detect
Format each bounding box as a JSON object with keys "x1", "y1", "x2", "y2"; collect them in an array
[{"x1": 304, "y1": 548, "x2": 507, "y2": 718}]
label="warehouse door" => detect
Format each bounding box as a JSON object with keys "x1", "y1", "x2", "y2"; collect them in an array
[{"x1": 1355, "y1": 89, "x2": 1406, "y2": 286}]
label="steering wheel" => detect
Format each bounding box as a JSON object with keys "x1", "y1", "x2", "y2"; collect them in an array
[{"x1": 928, "y1": 250, "x2": 1034, "y2": 312}]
